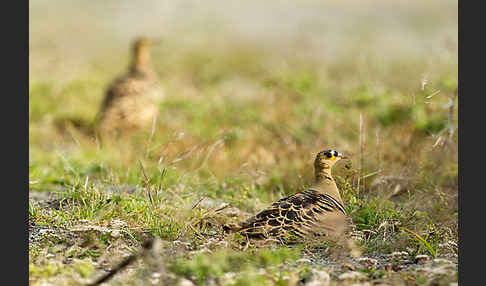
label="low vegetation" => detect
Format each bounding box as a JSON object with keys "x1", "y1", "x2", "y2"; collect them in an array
[{"x1": 29, "y1": 1, "x2": 457, "y2": 284}]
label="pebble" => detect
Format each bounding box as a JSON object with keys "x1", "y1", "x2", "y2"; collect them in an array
[
  {"x1": 357, "y1": 257, "x2": 378, "y2": 267},
  {"x1": 37, "y1": 283, "x2": 55, "y2": 286},
  {"x1": 110, "y1": 219, "x2": 128, "y2": 229},
  {"x1": 178, "y1": 278, "x2": 195, "y2": 286},
  {"x1": 339, "y1": 271, "x2": 366, "y2": 281},
  {"x1": 222, "y1": 272, "x2": 237, "y2": 281},
  {"x1": 432, "y1": 258, "x2": 454, "y2": 265},
  {"x1": 415, "y1": 255, "x2": 430, "y2": 264},
  {"x1": 391, "y1": 251, "x2": 408, "y2": 258},
  {"x1": 306, "y1": 280, "x2": 328, "y2": 286},
  {"x1": 429, "y1": 266, "x2": 453, "y2": 276},
  {"x1": 296, "y1": 258, "x2": 312, "y2": 264},
  {"x1": 173, "y1": 240, "x2": 191, "y2": 248},
  {"x1": 189, "y1": 248, "x2": 212, "y2": 255},
  {"x1": 110, "y1": 230, "x2": 121, "y2": 238},
  {"x1": 305, "y1": 270, "x2": 330, "y2": 286}
]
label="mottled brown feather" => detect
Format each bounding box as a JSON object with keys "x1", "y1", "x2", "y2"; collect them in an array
[
  {"x1": 224, "y1": 149, "x2": 350, "y2": 241},
  {"x1": 227, "y1": 190, "x2": 347, "y2": 240}
]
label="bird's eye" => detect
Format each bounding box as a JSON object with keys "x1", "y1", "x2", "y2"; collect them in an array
[{"x1": 326, "y1": 153, "x2": 333, "y2": 158}]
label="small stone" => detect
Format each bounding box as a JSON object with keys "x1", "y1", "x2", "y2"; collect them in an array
[
  {"x1": 338, "y1": 271, "x2": 366, "y2": 281},
  {"x1": 305, "y1": 270, "x2": 330, "y2": 286},
  {"x1": 222, "y1": 272, "x2": 237, "y2": 280},
  {"x1": 110, "y1": 219, "x2": 128, "y2": 229},
  {"x1": 350, "y1": 283, "x2": 371, "y2": 286},
  {"x1": 305, "y1": 281, "x2": 321, "y2": 286},
  {"x1": 429, "y1": 266, "x2": 452, "y2": 276},
  {"x1": 173, "y1": 240, "x2": 191, "y2": 248},
  {"x1": 198, "y1": 198, "x2": 219, "y2": 209},
  {"x1": 433, "y1": 258, "x2": 454, "y2": 265},
  {"x1": 415, "y1": 254, "x2": 430, "y2": 264},
  {"x1": 357, "y1": 257, "x2": 378, "y2": 267},
  {"x1": 189, "y1": 248, "x2": 212, "y2": 255},
  {"x1": 178, "y1": 278, "x2": 195, "y2": 286},
  {"x1": 110, "y1": 230, "x2": 121, "y2": 238},
  {"x1": 37, "y1": 283, "x2": 55, "y2": 286},
  {"x1": 297, "y1": 258, "x2": 311, "y2": 264},
  {"x1": 216, "y1": 240, "x2": 229, "y2": 248},
  {"x1": 391, "y1": 251, "x2": 408, "y2": 258}
]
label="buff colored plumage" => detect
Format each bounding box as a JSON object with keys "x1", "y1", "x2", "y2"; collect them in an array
[
  {"x1": 224, "y1": 149, "x2": 350, "y2": 241},
  {"x1": 96, "y1": 37, "x2": 164, "y2": 137}
]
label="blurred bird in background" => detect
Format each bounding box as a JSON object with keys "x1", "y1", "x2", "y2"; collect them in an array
[{"x1": 95, "y1": 37, "x2": 164, "y2": 138}]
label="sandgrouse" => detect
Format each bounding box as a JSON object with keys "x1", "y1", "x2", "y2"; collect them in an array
[
  {"x1": 224, "y1": 150, "x2": 349, "y2": 241},
  {"x1": 96, "y1": 37, "x2": 164, "y2": 137}
]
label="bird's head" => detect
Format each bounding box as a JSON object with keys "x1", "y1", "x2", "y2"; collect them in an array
[
  {"x1": 131, "y1": 37, "x2": 161, "y2": 74},
  {"x1": 314, "y1": 149, "x2": 348, "y2": 170},
  {"x1": 132, "y1": 37, "x2": 160, "y2": 53}
]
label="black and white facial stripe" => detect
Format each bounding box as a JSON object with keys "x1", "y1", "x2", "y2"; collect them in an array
[{"x1": 321, "y1": 149, "x2": 340, "y2": 158}]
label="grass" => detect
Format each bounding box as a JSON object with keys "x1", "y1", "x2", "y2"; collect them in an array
[
  {"x1": 169, "y1": 247, "x2": 300, "y2": 285},
  {"x1": 29, "y1": 1, "x2": 457, "y2": 285}
]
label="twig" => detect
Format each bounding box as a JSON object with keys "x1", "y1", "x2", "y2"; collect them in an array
[
  {"x1": 214, "y1": 203, "x2": 230, "y2": 213},
  {"x1": 192, "y1": 197, "x2": 206, "y2": 209},
  {"x1": 425, "y1": 89, "x2": 440, "y2": 99},
  {"x1": 88, "y1": 238, "x2": 155, "y2": 286},
  {"x1": 360, "y1": 170, "x2": 382, "y2": 180}
]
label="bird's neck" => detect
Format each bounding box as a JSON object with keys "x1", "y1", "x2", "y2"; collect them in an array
[
  {"x1": 311, "y1": 164, "x2": 344, "y2": 205},
  {"x1": 130, "y1": 48, "x2": 154, "y2": 76}
]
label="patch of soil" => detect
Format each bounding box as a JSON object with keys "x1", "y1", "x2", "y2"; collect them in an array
[{"x1": 29, "y1": 220, "x2": 79, "y2": 247}]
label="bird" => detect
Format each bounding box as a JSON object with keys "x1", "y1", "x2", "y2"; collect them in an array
[
  {"x1": 95, "y1": 37, "x2": 164, "y2": 138},
  {"x1": 223, "y1": 149, "x2": 350, "y2": 241}
]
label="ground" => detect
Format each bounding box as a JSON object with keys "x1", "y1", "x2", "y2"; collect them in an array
[{"x1": 29, "y1": 1, "x2": 457, "y2": 285}]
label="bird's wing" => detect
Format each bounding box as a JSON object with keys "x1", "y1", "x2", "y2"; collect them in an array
[{"x1": 231, "y1": 190, "x2": 348, "y2": 240}]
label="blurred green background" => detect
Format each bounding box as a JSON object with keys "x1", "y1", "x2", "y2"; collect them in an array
[{"x1": 29, "y1": 0, "x2": 458, "y2": 284}]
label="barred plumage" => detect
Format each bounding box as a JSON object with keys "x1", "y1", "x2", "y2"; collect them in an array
[{"x1": 224, "y1": 149, "x2": 350, "y2": 241}]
